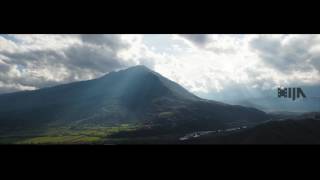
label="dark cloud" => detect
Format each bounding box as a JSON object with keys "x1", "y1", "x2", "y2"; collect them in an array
[
  {"x1": 309, "y1": 53, "x2": 320, "y2": 72},
  {"x1": 0, "y1": 62, "x2": 10, "y2": 73},
  {"x1": 250, "y1": 35, "x2": 319, "y2": 73},
  {"x1": 79, "y1": 34, "x2": 128, "y2": 50},
  {"x1": 1, "y1": 49, "x2": 65, "y2": 67},
  {"x1": 0, "y1": 35, "x2": 133, "y2": 93},
  {"x1": 180, "y1": 34, "x2": 210, "y2": 47},
  {"x1": 64, "y1": 44, "x2": 126, "y2": 73},
  {"x1": 180, "y1": 34, "x2": 237, "y2": 54}
]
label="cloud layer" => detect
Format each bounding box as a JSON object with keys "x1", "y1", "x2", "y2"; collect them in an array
[
  {"x1": 0, "y1": 34, "x2": 319, "y2": 99},
  {"x1": 0, "y1": 34, "x2": 137, "y2": 93}
]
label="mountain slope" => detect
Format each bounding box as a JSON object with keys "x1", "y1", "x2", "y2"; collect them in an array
[
  {"x1": 186, "y1": 113, "x2": 320, "y2": 144},
  {"x1": 0, "y1": 65, "x2": 269, "y2": 131}
]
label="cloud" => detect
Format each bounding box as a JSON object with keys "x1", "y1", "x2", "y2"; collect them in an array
[
  {"x1": 0, "y1": 34, "x2": 136, "y2": 93},
  {"x1": 0, "y1": 34, "x2": 319, "y2": 101},
  {"x1": 0, "y1": 60, "x2": 10, "y2": 73},
  {"x1": 250, "y1": 35, "x2": 320, "y2": 74},
  {"x1": 178, "y1": 34, "x2": 243, "y2": 55},
  {"x1": 180, "y1": 34, "x2": 210, "y2": 47},
  {"x1": 156, "y1": 35, "x2": 320, "y2": 97},
  {"x1": 63, "y1": 44, "x2": 126, "y2": 72},
  {"x1": 79, "y1": 34, "x2": 128, "y2": 49}
]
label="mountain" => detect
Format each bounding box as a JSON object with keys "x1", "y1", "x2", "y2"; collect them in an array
[
  {"x1": 201, "y1": 84, "x2": 320, "y2": 112},
  {"x1": 234, "y1": 97, "x2": 320, "y2": 113},
  {"x1": 185, "y1": 112, "x2": 320, "y2": 144},
  {"x1": 0, "y1": 65, "x2": 269, "y2": 132}
]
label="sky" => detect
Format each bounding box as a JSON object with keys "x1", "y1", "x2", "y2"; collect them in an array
[{"x1": 0, "y1": 34, "x2": 319, "y2": 101}]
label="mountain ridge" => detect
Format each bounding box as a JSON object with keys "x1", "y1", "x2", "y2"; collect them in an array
[
  {"x1": 0, "y1": 65, "x2": 269, "y2": 132},
  {"x1": 186, "y1": 114, "x2": 320, "y2": 144}
]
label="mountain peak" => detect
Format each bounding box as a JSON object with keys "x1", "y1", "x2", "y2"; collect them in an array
[
  {"x1": 128, "y1": 65, "x2": 150, "y2": 70},
  {"x1": 102, "y1": 65, "x2": 199, "y2": 101},
  {"x1": 102, "y1": 65, "x2": 152, "y2": 78},
  {"x1": 122, "y1": 65, "x2": 151, "y2": 72},
  {"x1": 0, "y1": 64, "x2": 269, "y2": 134}
]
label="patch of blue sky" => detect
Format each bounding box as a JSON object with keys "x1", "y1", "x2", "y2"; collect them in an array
[{"x1": 0, "y1": 34, "x2": 19, "y2": 42}]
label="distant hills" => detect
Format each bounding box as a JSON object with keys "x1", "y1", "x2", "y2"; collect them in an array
[
  {"x1": 0, "y1": 65, "x2": 269, "y2": 132},
  {"x1": 184, "y1": 112, "x2": 320, "y2": 144},
  {"x1": 234, "y1": 97, "x2": 320, "y2": 113},
  {"x1": 200, "y1": 84, "x2": 320, "y2": 112}
]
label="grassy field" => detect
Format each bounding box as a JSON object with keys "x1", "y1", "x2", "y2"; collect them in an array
[{"x1": 0, "y1": 123, "x2": 141, "y2": 144}]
